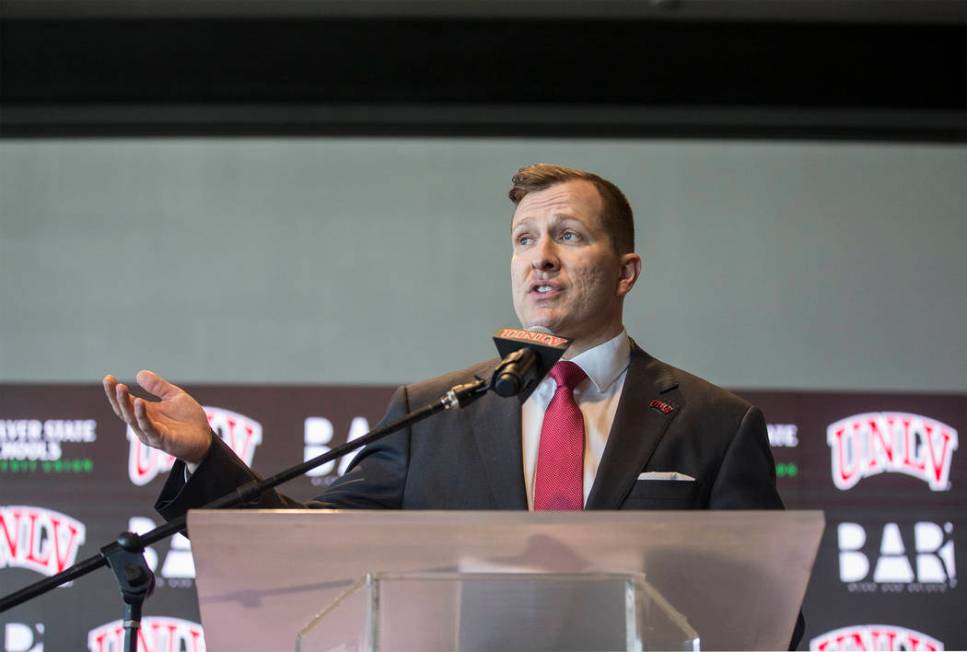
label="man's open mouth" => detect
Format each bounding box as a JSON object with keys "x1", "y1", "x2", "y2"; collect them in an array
[{"x1": 530, "y1": 283, "x2": 563, "y2": 298}]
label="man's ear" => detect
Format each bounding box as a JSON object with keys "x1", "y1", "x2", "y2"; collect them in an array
[{"x1": 616, "y1": 253, "x2": 642, "y2": 298}]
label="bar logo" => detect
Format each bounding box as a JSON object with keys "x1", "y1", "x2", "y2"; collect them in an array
[
  {"x1": 4, "y1": 622, "x2": 44, "y2": 652},
  {"x1": 838, "y1": 521, "x2": 956, "y2": 591}
]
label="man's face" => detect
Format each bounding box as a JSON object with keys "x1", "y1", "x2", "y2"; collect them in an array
[{"x1": 510, "y1": 180, "x2": 638, "y2": 349}]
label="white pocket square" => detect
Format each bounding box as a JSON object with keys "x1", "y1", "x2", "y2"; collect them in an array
[{"x1": 637, "y1": 471, "x2": 695, "y2": 482}]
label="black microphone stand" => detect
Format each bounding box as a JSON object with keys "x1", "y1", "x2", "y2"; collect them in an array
[{"x1": 0, "y1": 377, "x2": 490, "y2": 651}]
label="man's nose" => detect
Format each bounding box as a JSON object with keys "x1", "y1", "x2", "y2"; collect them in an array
[{"x1": 531, "y1": 235, "x2": 560, "y2": 271}]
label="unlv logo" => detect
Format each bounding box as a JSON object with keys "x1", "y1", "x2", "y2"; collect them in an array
[
  {"x1": 128, "y1": 407, "x2": 263, "y2": 486},
  {"x1": 827, "y1": 412, "x2": 958, "y2": 491},
  {"x1": 88, "y1": 617, "x2": 205, "y2": 652},
  {"x1": 838, "y1": 521, "x2": 956, "y2": 591},
  {"x1": 0, "y1": 506, "x2": 86, "y2": 577},
  {"x1": 810, "y1": 625, "x2": 943, "y2": 651}
]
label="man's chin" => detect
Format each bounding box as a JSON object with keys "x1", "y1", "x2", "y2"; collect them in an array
[{"x1": 522, "y1": 316, "x2": 567, "y2": 336}]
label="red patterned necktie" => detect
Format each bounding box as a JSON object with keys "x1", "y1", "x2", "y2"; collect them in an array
[{"x1": 534, "y1": 361, "x2": 588, "y2": 511}]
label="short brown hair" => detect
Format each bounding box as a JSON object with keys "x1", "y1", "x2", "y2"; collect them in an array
[{"x1": 509, "y1": 163, "x2": 635, "y2": 254}]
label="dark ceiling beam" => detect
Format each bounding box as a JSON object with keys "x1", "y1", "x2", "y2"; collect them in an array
[
  {"x1": 2, "y1": 0, "x2": 965, "y2": 24},
  {"x1": 4, "y1": 104, "x2": 963, "y2": 141},
  {"x1": 1, "y1": 13, "x2": 964, "y2": 140}
]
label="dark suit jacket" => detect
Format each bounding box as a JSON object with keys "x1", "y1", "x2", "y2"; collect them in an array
[
  {"x1": 155, "y1": 342, "x2": 802, "y2": 648},
  {"x1": 157, "y1": 343, "x2": 782, "y2": 514}
]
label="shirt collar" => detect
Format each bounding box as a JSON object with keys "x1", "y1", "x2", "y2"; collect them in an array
[{"x1": 566, "y1": 330, "x2": 631, "y2": 393}]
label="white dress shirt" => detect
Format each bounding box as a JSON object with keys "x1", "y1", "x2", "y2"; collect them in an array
[{"x1": 521, "y1": 330, "x2": 631, "y2": 509}]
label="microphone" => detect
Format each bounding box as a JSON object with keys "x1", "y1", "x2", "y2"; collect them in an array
[{"x1": 491, "y1": 327, "x2": 571, "y2": 400}]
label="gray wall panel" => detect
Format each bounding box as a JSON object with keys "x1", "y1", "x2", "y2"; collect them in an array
[{"x1": 1, "y1": 138, "x2": 964, "y2": 389}]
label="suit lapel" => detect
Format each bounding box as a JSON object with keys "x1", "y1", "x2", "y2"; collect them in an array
[
  {"x1": 467, "y1": 386, "x2": 528, "y2": 509},
  {"x1": 586, "y1": 343, "x2": 681, "y2": 510}
]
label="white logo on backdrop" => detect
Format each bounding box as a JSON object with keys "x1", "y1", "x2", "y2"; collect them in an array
[
  {"x1": 0, "y1": 419, "x2": 96, "y2": 461},
  {"x1": 128, "y1": 517, "x2": 195, "y2": 585},
  {"x1": 4, "y1": 623, "x2": 44, "y2": 652},
  {"x1": 304, "y1": 416, "x2": 371, "y2": 482},
  {"x1": 767, "y1": 423, "x2": 799, "y2": 447},
  {"x1": 838, "y1": 521, "x2": 956, "y2": 592}
]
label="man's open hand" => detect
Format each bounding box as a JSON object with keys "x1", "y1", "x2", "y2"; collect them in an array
[{"x1": 103, "y1": 370, "x2": 212, "y2": 464}]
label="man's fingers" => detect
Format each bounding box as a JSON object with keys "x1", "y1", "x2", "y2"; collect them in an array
[
  {"x1": 102, "y1": 375, "x2": 122, "y2": 418},
  {"x1": 133, "y1": 398, "x2": 162, "y2": 442},
  {"x1": 115, "y1": 384, "x2": 155, "y2": 446},
  {"x1": 136, "y1": 369, "x2": 180, "y2": 400},
  {"x1": 115, "y1": 384, "x2": 140, "y2": 429}
]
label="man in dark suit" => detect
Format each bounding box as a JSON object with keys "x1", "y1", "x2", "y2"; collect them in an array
[
  {"x1": 146, "y1": 344, "x2": 781, "y2": 514},
  {"x1": 103, "y1": 163, "x2": 799, "y2": 645}
]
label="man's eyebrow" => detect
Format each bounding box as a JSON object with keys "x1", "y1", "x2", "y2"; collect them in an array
[
  {"x1": 513, "y1": 213, "x2": 582, "y2": 227},
  {"x1": 553, "y1": 213, "x2": 582, "y2": 223}
]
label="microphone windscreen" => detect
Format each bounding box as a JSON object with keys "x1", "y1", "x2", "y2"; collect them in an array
[{"x1": 492, "y1": 327, "x2": 571, "y2": 401}]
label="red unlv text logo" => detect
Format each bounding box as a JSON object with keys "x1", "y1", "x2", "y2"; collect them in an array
[
  {"x1": 88, "y1": 617, "x2": 205, "y2": 652},
  {"x1": 810, "y1": 624, "x2": 943, "y2": 651},
  {"x1": 128, "y1": 406, "x2": 262, "y2": 485},
  {"x1": 0, "y1": 506, "x2": 85, "y2": 577},
  {"x1": 827, "y1": 412, "x2": 957, "y2": 491},
  {"x1": 496, "y1": 328, "x2": 569, "y2": 348}
]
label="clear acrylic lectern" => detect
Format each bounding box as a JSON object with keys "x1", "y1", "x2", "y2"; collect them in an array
[
  {"x1": 187, "y1": 510, "x2": 823, "y2": 651},
  {"x1": 296, "y1": 571, "x2": 699, "y2": 652}
]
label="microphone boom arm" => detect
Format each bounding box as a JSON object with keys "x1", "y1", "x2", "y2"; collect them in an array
[{"x1": 0, "y1": 376, "x2": 489, "y2": 614}]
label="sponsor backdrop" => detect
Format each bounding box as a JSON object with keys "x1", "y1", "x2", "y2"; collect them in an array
[{"x1": 0, "y1": 384, "x2": 963, "y2": 650}]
